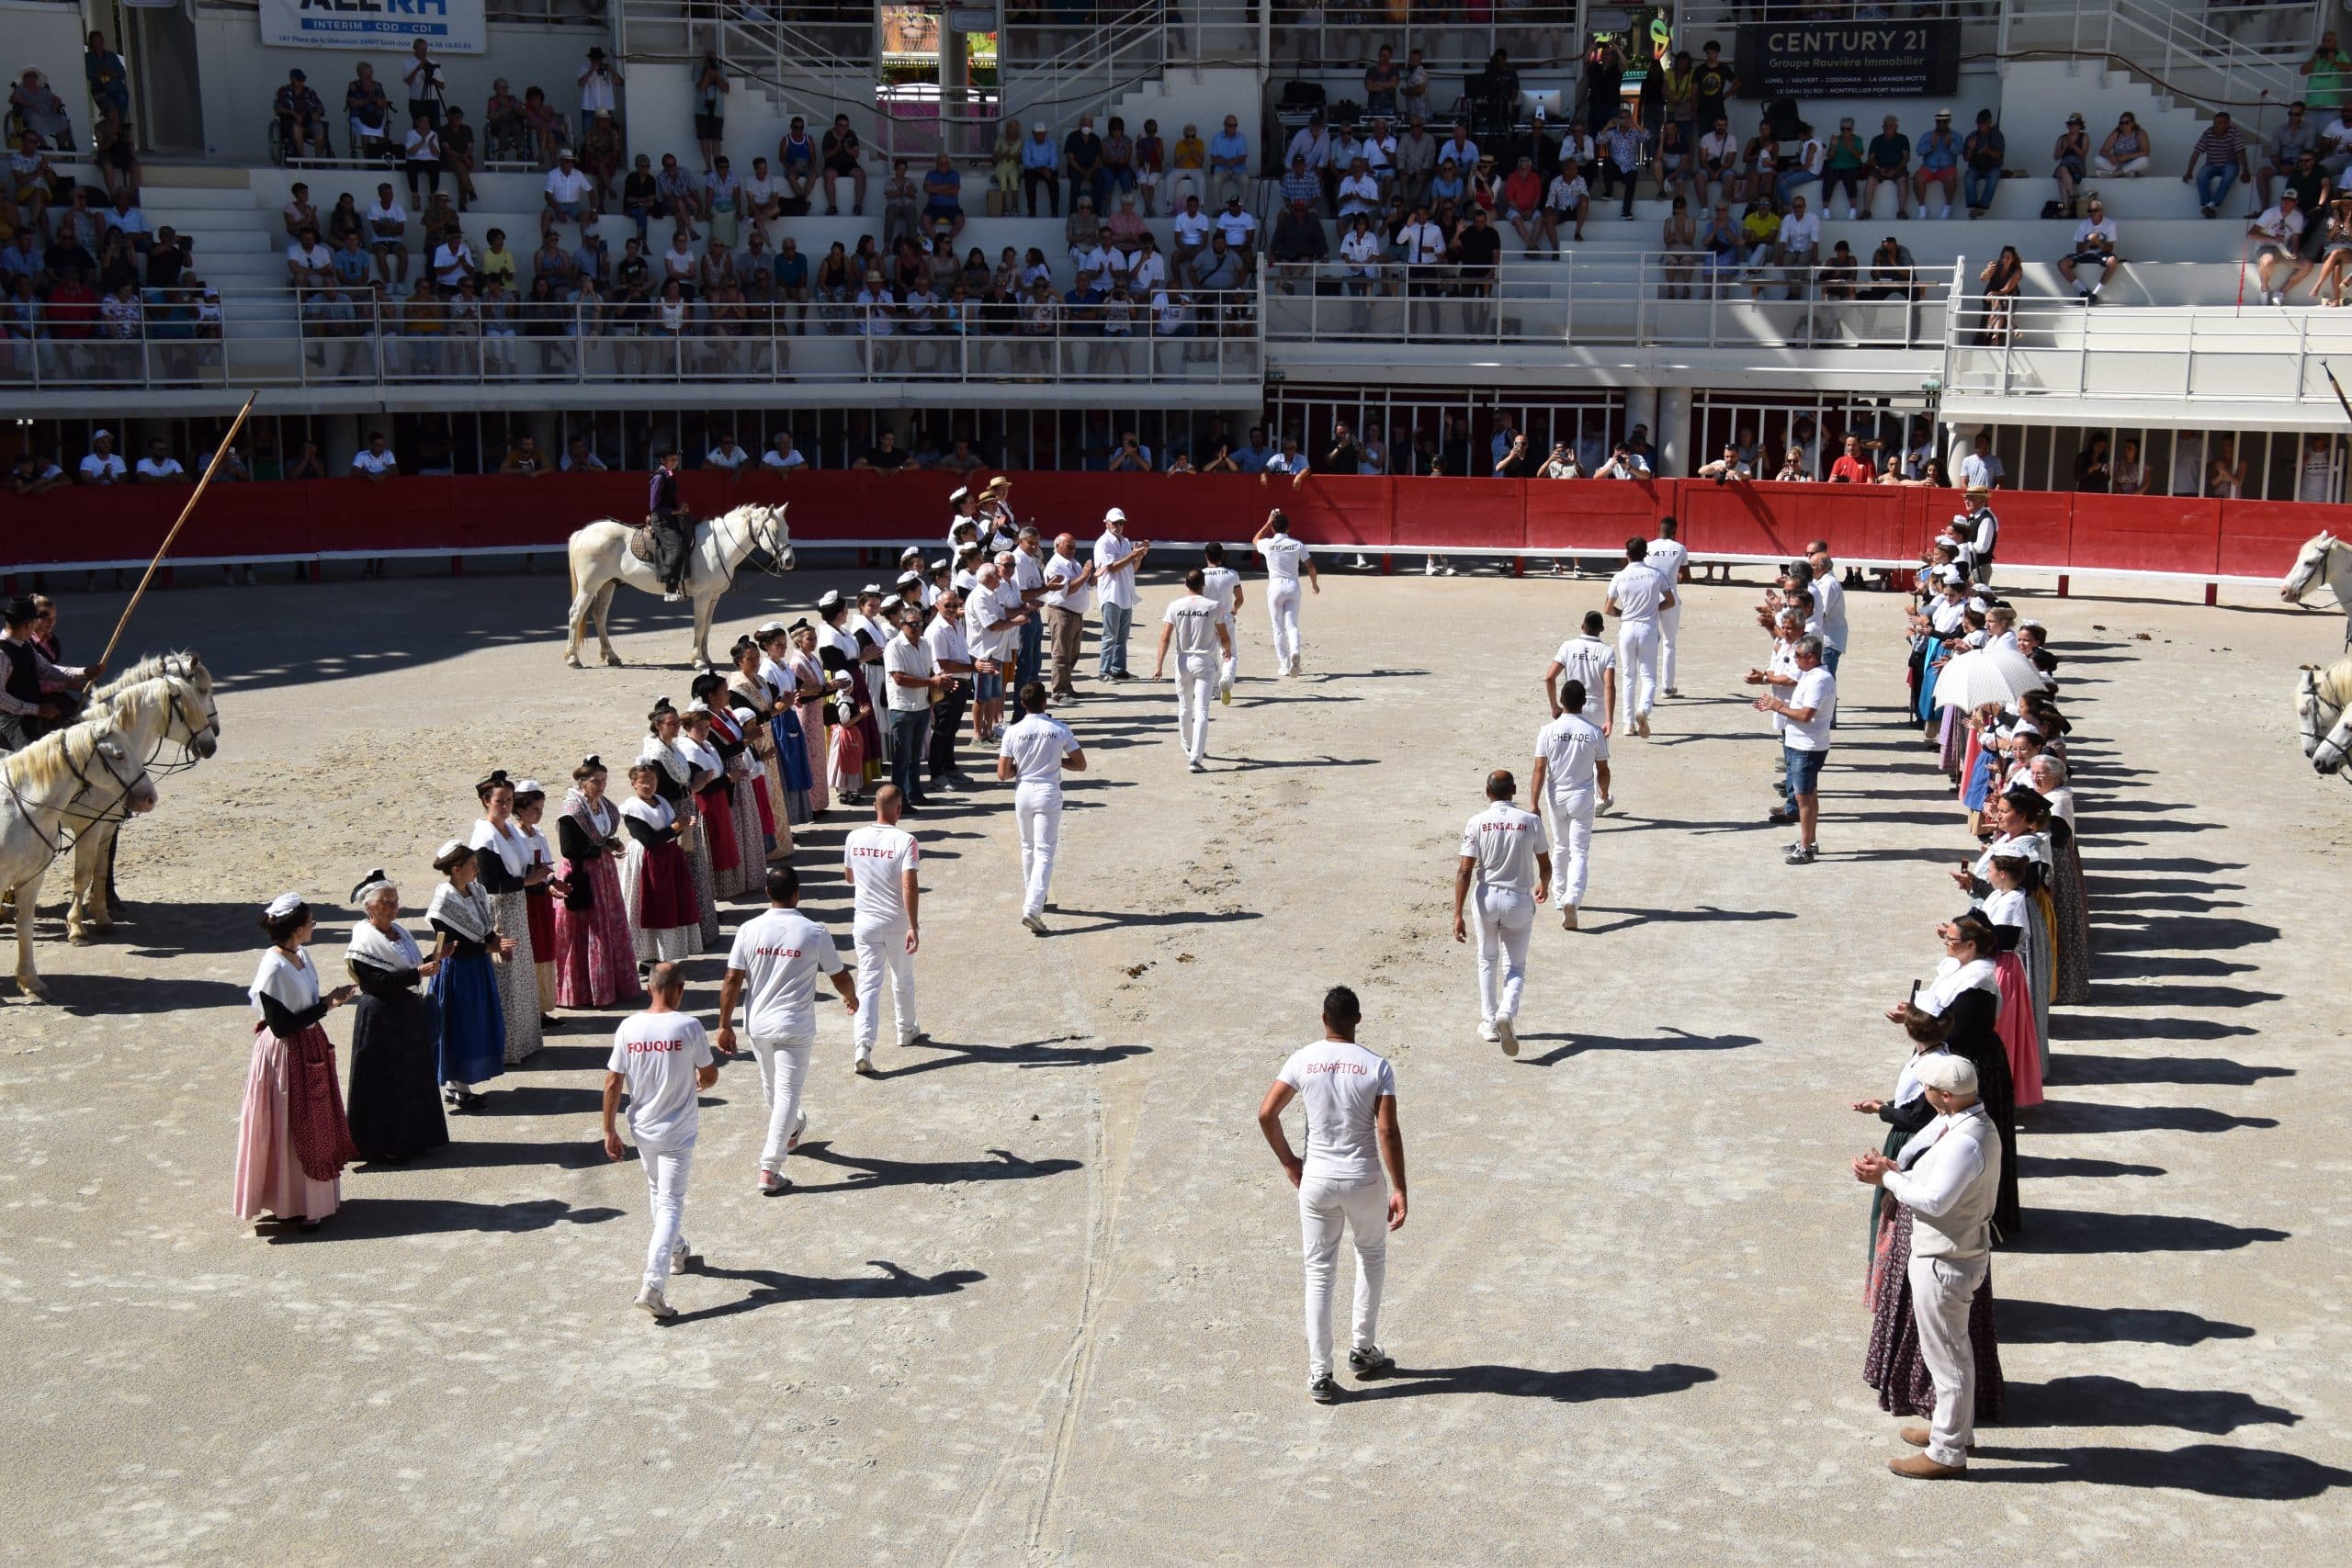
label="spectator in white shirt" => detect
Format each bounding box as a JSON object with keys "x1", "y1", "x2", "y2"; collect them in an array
[
  {"x1": 77, "y1": 431, "x2": 126, "y2": 484},
  {"x1": 366, "y1": 184, "x2": 409, "y2": 284},
  {"x1": 1215, "y1": 196, "x2": 1259, "y2": 258},
  {"x1": 578, "y1": 47, "x2": 621, "y2": 118},
  {"x1": 1776, "y1": 194, "x2": 1821, "y2": 285},
  {"x1": 2248, "y1": 188, "x2": 2309, "y2": 304},
  {"x1": 1337, "y1": 156, "x2": 1382, "y2": 217},
  {"x1": 134, "y1": 439, "x2": 187, "y2": 482},
  {"x1": 545, "y1": 151, "x2": 598, "y2": 227},
  {"x1": 762, "y1": 431, "x2": 807, "y2": 471},
  {"x1": 350, "y1": 430, "x2": 399, "y2": 481},
  {"x1": 1958, "y1": 434, "x2": 2003, "y2": 491}
]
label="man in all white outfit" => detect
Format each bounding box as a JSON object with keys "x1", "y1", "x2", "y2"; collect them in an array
[
  {"x1": 1257, "y1": 985, "x2": 1408, "y2": 1404},
  {"x1": 1645, "y1": 515, "x2": 1691, "y2": 696},
  {"x1": 1452, "y1": 770, "x2": 1550, "y2": 1055},
  {"x1": 1201, "y1": 540, "x2": 1245, "y2": 701},
  {"x1": 1091, "y1": 507, "x2": 1151, "y2": 680},
  {"x1": 1152, "y1": 568, "x2": 1235, "y2": 772},
  {"x1": 1544, "y1": 609, "x2": 1621, "y2": 810},
  {"x1": 1252, "y1": 508, "x2": 1318, "y2": 675},
  {"x1": 1853, "y1": 1052, "x2": 2000, "y2": 1480},
  {"x1": 842, "y1": 784, "x2": 924, "y2": 1074},
  {"x1": 717, "y1": 866, "x2": 858, "y2": 1194},
  {"x1": 601, "y1": 962, "x2": 719, "y2": 1320},
  {"x1": 1605, "y1": 537, "x2": 1674, "y2": 737},
  {"x1": 1531, "y1": 680, "x2": 1609, "y2": 930},
  {"x1": 997, "y1": 681, "x2": 1086, "y2": 933}
]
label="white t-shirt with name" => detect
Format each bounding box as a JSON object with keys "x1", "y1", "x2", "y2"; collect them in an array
[
  {"x1": 1549, "y1": 634, "x2": 1614, "y2": 719},
  {"x1": 1460, "y1": 801, "x2": 1548, "y2": 895},
  {"x1": 1608, "y1": 561, "x2": 1668, "y2": 625},
  {"x1": 1276, "y1": 1037, "x2": 1397, "y2": 1185},
  {"x1": 1161, "y1": 592, "x2": 1222, "y2": 660},
  {"x1": 726, "y1": 908, "x2": 843, "y2": 1042},
  {"x1": 1535, "y1": 713, "x2": 1609, "y2": 795},
  {"x1": 1202, "y1": 563, "x2": 1240, "y2": 616},
  {"x1": 606, "y1": 1011, "x2": 715, "y2": 1147},
  {"x1": 842, "y1": 822, "x2": 920, "y2": 924},
  {"x1": 1256, "y1": 534, "x2": 1309, "y2": 587},
  {"x1": 1783, "y1": 665, "x2": 1837, "y2": 750},
  {"x1": 999, "y1": 712, "x2": 1079, "y2": 788},
  {"x1": 1645, "y1": 536, "x2": 1690, "y2": 589}
]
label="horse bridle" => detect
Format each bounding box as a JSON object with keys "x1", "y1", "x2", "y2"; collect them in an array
[
  {"x1": 138, "y1": 689, "x2": 220, "y2": 777},
  {"x1": 5, "y1": 731, "x2": 152, "y2": 855},
  {"x1": 720, "y1": 508, "x2": 793, "y2": 588},
  {"x1": 2304, "y1": 668, "x2": 2351, "y2": 771}
]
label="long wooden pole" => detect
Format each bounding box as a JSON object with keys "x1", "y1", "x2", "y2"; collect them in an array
[{"x1": 96, "y1": 390, "x2": 260, "y2": 673}]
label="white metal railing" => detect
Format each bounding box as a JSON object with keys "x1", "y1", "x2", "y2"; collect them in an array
[
  {"x1": 1262, "y1": 252, "x2": 1958, "y2": 351},
  {"x1": 616, "y1": 0, "x2": 877, "y2": 124},
  {"x1": 1272, "y1": 4, "x2": 1584, "y2": 74},
  {"x1": 875, "y1": 83, "x2": 1004, "y2": 161},
  {"x1": 999, "y1": 6, "x2": 1170, "y2": 124},
  {"x1": 2001, "y1": 0, "x2": 2321, "y2": 109},
  {"x1": 0, "y1": 286, "x2": 1265, "y2": 391},
  {"x1": 1940, "y1": 297, "x2": 2352, "y2": 406}
]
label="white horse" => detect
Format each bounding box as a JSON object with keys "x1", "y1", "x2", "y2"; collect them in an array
[
  {"x1": 64, "y1": 655, "x2": 220, "y2": 943},
  {"x1": 2297, "y1": 656, "x2": 2352, "y2": 780},
  {"x1": 2280, "y1": 530, "x2": 2352, "y2": 646},
  {"x1": 1, "y1": 714, "x2": 162, "y2": 1000},
  {"x1": 563, "y1": 502, "x2": 796, "y2": 670}
]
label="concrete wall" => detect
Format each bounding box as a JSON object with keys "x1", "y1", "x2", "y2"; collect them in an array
[{"x1": 8, "y1": 1, "x2": 97, "y2": 125}]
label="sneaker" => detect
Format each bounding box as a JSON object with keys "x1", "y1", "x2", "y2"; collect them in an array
[
  {"x1": 899, "y1": 1030, "x2": 931, "y2": 1048},
  {"x1": 1496, "y1": 1018, "x2": 1519, "y2": 1057},
  {"x1": 670, "y1": 1243, "x2": 694, "y2": 1274},
  {"x1": 663, "y1": 589, "x2": 684, "y2": 604},
  {"x1": 1219, "y1": 682, "x2": 1232, "y2": 705},
  {"x1": 757, "y1": 1167, "x2": 786, "y2": 1194},
  {"x1": 1766, "y1": 807, "x2": 1799, "y2": 824},
  {"x1": 1597, "y1": 795, "x2": 1614, "y2": 815},
  {"x1": 634, "y1": 1284, "x2": 677, "y2": 1319},
  {"x1": 1664, "y1": 687, "x2": 1682, "y2": 697},
  {"x1": 1635, "y1": 715, "x2": 1651, "y2": 738},
  {"x1": 788, "y1": 1108, "x2": 807, "y2": 1152},
  {"x1": 1308, "y1": 1374, "x2": 1341, "y2": 1404},
  {"x1": 1560, "y1": 907, "x2": 1578, "y2": 931},
  {"x1": 1023, "y1": 911, "x2": 1048, "y2": 934},
  {"x1": 1478, "y1": 1019, "x2": 1500, "y2": 1043},
  {"x1": 1187, "y1": 759, "x2": 1205, "y2": 773},
  {"x1": 1785, "y1": 843, "x2": 1818, "y2": 864},
  {"x1": 1352, "y1": 554, "x2": 1372, "y2": 570},
  {"x1": 2200, "y1": 203, "x2": 2217, "y2": 218},
  {"x1": 1348, "y1": 1345, "x2": 1396, "y2": 1378},
  {"x1": 1423, "y1": 558, "x2": 1440, "y2": 576},
  {"x1": 854, "y1": 1054, "x2": 877, "y2": 1077}
]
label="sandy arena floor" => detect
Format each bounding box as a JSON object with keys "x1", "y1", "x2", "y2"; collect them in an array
[{"x1": 2, "y1": 558, "x2": 2347, "y2": 1565}]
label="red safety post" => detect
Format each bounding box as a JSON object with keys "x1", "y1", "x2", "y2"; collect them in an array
[
  {"x1": 1513, "y1": 555, "x2": 1523, "y2": 577},
  {"x1": 2056, "y1": 574, "x2": 2070, "y2": 597}
]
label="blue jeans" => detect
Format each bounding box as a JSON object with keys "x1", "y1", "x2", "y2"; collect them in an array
[
  {"x1": 888, "y1": 707, "x2": 931, "y2": 803},
  {"x1": 1774, "y1": 168, "x2": 1818, "y2": 208},
  {"x1": 1018, "y1": 616, "x2": 1044, "y2": 690},
  {"x1": 1098, "y1": 600, "x2": 1133, "y2": 676},
  {"x1": 1963, "y1": 165, "x2": 2000, "y2": 209},
  {"x1": 2196, "y1": 162, "x2": 2240, "y2": 209}
]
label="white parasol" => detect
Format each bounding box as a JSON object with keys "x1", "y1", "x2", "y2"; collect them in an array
[{"x1": 1934, "y1": 645, "x2": 2050, "y2": 710}]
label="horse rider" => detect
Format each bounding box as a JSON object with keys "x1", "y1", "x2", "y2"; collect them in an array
[
  {"x1": 648, "y1": 448, "x2": 694, "y2": 603},
  {"x1": 0, "y1": 594, "x2": 95, "y2": 753}
]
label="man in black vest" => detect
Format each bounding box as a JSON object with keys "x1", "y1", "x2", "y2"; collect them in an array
[
  {"x1": 0, "y1": 596, "x2": 71, "y2": 751},
  {"x1": 646, "y1": 448, "x2": 693, "y2": 602}
]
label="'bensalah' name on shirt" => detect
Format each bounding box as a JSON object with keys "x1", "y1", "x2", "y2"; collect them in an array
[
  {"x1": 1476, "y1": 820, "x2": 1533, "y2": 835},
  {"x1": 623, "y1": 1036, "x2": 693, "y2": 1054}
]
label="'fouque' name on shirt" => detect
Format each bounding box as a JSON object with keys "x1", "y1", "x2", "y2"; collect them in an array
[{"x1": 624, "y1": 1036, "x2": 693, "y2": 1054}]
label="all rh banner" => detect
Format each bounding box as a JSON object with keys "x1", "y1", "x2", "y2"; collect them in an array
[{"x1": 258, "y1": 0, "x2": 487, "y2": 54}]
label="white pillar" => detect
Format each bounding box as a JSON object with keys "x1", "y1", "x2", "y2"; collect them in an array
[
  {"x1": 1623, "y1": 385, "x2": 1658, "y2": 454},
  {"x1": 1657, "y1": 385, "x2": 1692, "y2": 478}
]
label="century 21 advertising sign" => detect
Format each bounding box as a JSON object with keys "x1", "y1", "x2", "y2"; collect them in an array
[{"x1": 1734, "y1": 21, "x2": 1960, "y2": 97}]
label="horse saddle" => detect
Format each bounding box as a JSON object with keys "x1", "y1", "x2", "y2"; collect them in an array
[{"x1": 628, "y1": 525, "x2": 657, "y2": 565}]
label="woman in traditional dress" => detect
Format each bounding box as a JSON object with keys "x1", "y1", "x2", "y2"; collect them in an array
[
  {"x1": 468, "y1": 769, "x2": 548, "y2": 1063},
  {"x1": 512, "y1": 778, "x2": 567, "y2": 1030},
  {"x1": 1862, "y1": 1037, "x2": 2006, "y2": 1432},
  {"x1": 638, "y1": 698, "x2": 720, "y2": 946},
  {"x1": 851, "y1": 586, "x2": 891, "y2": 786},
  {"x1": 1851, "y1": 1005, "x2": 1951, "y2": 1251},
  {"x1": 425, "y1": 840, "x2": 510, "y2": 1110},
  {"x1": 816, "y1": 592, "x2": 871, "y2": 805},
  {"x1": 234, "y1": 893, "x2": 360, "y2": 1228},
  {"x1": 619, "y1": 760, "x2": 698, "y2": 963},
  {"x1": 1973, "y1": 785, "x2": 2059, "y2": 1068},
  {"x1": 751, "y1": 624, "x2": 816, "y2": 828},
  {"x1": 785, "y1": 619, "x2": 833, "y2": 817},
  {"x1": 1956, "y1": 702, "x2": 2003, "y2": 835},
  {"x1": 1976, "y1": 853, "x2": 2047, "y2": 1109},
  {"x1": 1887, "y1": 911, "x2": 2020, "y2": 1239},
  {"x1": 342, "y1": 869, "x2": 448, "y2": 1163},
  {"x1": 728, "y1": 631, "x2": 791, "y2": 849},
  {"x1": 2033, "y1": 753, "x2": 2092, "y2": 1006},
  {"x1": 699, "y1": 671, "x2": 772, "y2": 881},
  {"x1": 680, "y1": 695, "x2": 742, "y2": 900},
  {"x1": 552, "y1": 755, "x2": 642, "y2": 1010}
]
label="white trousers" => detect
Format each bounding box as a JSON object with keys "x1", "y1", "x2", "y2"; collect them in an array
[
  {"x1": 1014, "y1": 782, "x2": 1062, "y2": 917},
  {"x1": 1657, "y1": 599, "x2": 1682, "y2": 692},
  {"x1": 1300, "y1": 1174, "x2": 1388, "y2": 1379},
  {"x1": 1471, "y1": 884, "x2": 1533, "y2": 1022},
  {"x1": 638, "y1": 1137, "x2": 693, "y2": 1289},
  {"x1": 852, "y1": 915, "x2": 916, "y2": 1054},
  {"x1": 1909, "y1": 1250, "x2": 1988, "y2": 1467},
  {"x1": 1173, "y1": 654, "x2": 1216, "y2": 762},
  {"x1": 1216, "y1": 610, "x2": 1237, "y2": 690},
  {"x1": 1268, "y1": 583, "x2": 1302, "y2": 667},
  {"x1": 1618, "y1": 621, "x2": 1659, "y2": 721},
  {"x1": 748, "y1": 1035, "x2": 812, "y2": 1174},
  {"x1": 1544, "y1": 784, "x2": 1596, "y2": 908}
]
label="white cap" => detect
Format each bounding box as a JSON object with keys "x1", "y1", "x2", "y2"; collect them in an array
[
  {"x1": 513, "y1": 777, "x2": 544, "y2": 796},
  {"x1": 435, "y1": 838, "x2": 467, "y2": 862},
  {"x1": 899, "y1": 546, "x2": 923, "y2": 560},
  {"x1": 1913, "y1": 1053, "x2": 1979, "y2": 1096},
  {"x1": 264, "y1": 891, "x2": 304, "y2": 919},
  {"x1": 816, "y1": 589, "x2": 843, "y2": 610},
  {"x1": 858, "y1": 582, "x2": 883, "y2": 597},
  {"x1": 897, "y1": 570, "x2": 923, "y2": 588},
  {"x1": 948, "y1": 486, "x2": 969, "y2": 502},
  {"x1": 1103, "y1": 506, "x2": 1126, "y2": 524},
  {"x1": 683, "y1": 699, "x2": 710, "y2": 716},
  {"x1": 90, "y1": 428, "x2": 113, "y2": 443},
  {"x1": 1939, "y1": 565, "x2": 1964, "y2": 583},
  {"x1": 755, "y1": 619, "x2": 786, "y2": 636}
]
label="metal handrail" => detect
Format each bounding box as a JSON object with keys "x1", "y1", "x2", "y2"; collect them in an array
[
  {"x1": 1999, "y1": 0, "x2": 2319, "y2": 110},
  {"x1": 1941, "y1": 295, "x2": 2352, "y2": 405},
  {"x1": 0, "y1": 283, "x2": 1268, "y2": 390}
]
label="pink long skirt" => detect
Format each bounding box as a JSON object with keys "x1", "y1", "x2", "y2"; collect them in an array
[
  {"x1": 554, "y1": 849, "x2": 643, "y2": 1010},
  {"x1": 798, "y1": 699, "x2": 830, "y2": 814},
  {"x1": 232, "y1": 1026, "x2": 343, "y2": 1224},
  {"x1": 1994, "y1": 951, "x2": 2045, "y2": 1109}
]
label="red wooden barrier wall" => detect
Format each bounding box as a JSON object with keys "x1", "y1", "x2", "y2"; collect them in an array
[{"x1": 1, "y1": 472, "x2": 2338, "y2": 582}]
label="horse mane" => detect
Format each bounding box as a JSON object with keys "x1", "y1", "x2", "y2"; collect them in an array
[
  {"x1": 1, "y1": 712, "x2": 116, "y2": 795},
  {"x1": 2317, "y1": 655, "x2": 2352, "y2": 710},
  {"x1": 93, "y1": 650, "x2": 210, "y2": 702}
]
